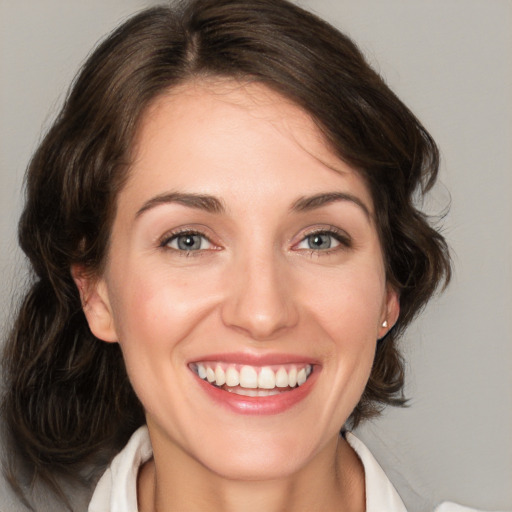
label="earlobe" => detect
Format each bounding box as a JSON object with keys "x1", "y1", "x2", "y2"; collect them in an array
[
  {"x1": 71, "y1": 265, "x2": 118, "y2": 343},
  {"x1": 379, "y1": 285, "x2": 400, "y2": 339}
]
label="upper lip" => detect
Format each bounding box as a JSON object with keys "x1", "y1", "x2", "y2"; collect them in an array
[{"x1": 187, "y1": 352, "x2": 320, "y2": 367}]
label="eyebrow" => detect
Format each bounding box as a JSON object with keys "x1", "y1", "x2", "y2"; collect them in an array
[
  {"x1": 291, "y1": 192, "x2": 371, "y2": 219},
  {"x1": 135, "y1": 191, "x2": 371, "y2": 220},
  {"x1": 135, "y1": 192, "x2": 225, "y2": 218}
]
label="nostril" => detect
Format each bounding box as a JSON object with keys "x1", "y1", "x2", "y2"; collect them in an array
[
  {"x1": 219, "y1": 258, "x2": 299, "y2": 339},
  {"x1": 220, "y1": 293, "x2": 298, "y2": 340}
]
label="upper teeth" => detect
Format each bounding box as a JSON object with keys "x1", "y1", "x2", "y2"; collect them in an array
[{"x1": 193, "y1": 363, "x2": 313, "y2": 390}]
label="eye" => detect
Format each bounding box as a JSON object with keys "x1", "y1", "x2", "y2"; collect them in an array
[
  {"x1": 297, "y1": 233, "x2": 340, "y2": 251},
  {"x1": 299, "y1": 233, "x2": 338, "y2": 250},
  {"x1": 162, "y1": 231, "x2": 214, "y2": 252},
  {"x1": 295, "y1": 229, "x2": 351, "y2": 252}
]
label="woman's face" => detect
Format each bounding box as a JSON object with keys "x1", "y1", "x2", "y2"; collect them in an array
[{"x1": 82, "y1": 80, "x2": 398, "y2": 480}]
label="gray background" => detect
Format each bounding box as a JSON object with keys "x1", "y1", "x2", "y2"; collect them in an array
[{"x1": 1, "y1": 1, "x2": 510, "y2": 510}]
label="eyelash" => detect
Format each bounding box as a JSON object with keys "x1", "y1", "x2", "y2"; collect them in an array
[{"x1": 158, "y1": 226, "x2": 352, "y2": 257}]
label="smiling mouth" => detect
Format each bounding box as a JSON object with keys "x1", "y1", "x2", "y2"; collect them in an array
[{"x1": 190, "y1": 362, "x2": 313, "y2": 397}]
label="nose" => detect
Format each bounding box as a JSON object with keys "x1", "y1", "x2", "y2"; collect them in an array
[{"x1": 220, "y1": 249, "x2": 299, "y2": 341}]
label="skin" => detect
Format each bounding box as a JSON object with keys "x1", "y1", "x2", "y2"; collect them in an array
[{"x1": 76, "y1": 79, "x2": 399, "y2": 512}]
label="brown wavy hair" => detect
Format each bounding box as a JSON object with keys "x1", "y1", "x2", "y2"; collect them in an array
[{"x1": 2, "y1": 0, "x2": 451, "y2": 507}]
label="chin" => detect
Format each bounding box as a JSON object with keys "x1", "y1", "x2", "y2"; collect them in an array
[{"x1": 187, "y1": 427, "x2": 328, "y2": 482}]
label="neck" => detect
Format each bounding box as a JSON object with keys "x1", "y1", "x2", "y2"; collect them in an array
[{"x1": 137, "y1": 430, "x2": 365, "y2": 512}]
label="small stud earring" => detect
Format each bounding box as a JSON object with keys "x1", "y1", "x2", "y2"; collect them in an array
[{"x1": 381, "y1": 320, "x2": 388, "y2": 328}]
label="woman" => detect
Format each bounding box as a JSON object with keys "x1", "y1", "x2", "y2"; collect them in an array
[{"x1": 2, "y1": 0, "x2": 478, "y2": 510}]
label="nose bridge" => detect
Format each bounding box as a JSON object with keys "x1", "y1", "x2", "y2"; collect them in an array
[{"x1": 221, "y1": 241, "x2": 297, "y2": 340}]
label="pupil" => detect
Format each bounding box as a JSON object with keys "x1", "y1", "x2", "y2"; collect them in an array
[{"x1": 309, "y1": 234, "x2": 331, "y2": 249}]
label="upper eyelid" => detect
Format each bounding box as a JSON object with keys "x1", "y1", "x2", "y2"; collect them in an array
[{"x1": 303, "y1": 226, "x2": 349, "y2": 236}]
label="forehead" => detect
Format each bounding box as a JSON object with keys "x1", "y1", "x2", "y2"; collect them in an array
[
  {"x1": 124, "y1": 78, "x2": 374, "y2": 213},
  {"x1": 133, "y1": 78, "x2": 331, "y2": 164}
]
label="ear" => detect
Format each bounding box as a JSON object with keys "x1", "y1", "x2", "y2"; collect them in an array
[
  {"x1": 71, "y1": 265, "x2": 118, "y2": 343},
  {"x1": 378, "y1": 284, "x2": 400, "y2": 340}
]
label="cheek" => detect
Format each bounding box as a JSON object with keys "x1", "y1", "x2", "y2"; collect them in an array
[
  {"x1": 296, "y1": 272, "x2": 383, "y2": 431},
  {"x1": 105, "y1": 267, "x2": 210, "y2": 410},
  {"x1": 303, "y1": 263, "x2": 384, "y2": 393},
  {"x1": 302, "y1": 264, "x2": 386, "y2": 340},
  {"x1": 107, "y1": 263, "x2": 221, "y2": 354}
]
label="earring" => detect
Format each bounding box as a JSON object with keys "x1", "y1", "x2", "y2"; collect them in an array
[{"x1": 381, "y1": 320, "x2": 388, "y2": 328}]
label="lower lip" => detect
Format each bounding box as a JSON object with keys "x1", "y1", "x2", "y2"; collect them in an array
[{"x1": 192, "y1": 369, "x2": 318, "y2": 415}]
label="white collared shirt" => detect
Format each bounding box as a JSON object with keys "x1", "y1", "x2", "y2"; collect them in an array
[{"x1": 88, "y1": 426, "x2": 486, "y2": 512}]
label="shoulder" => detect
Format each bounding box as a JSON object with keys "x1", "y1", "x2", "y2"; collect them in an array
[
  {"x1": 346, "y1": 433, "x2": 502, "y2": 512},
  {"x1": 434, "y1": 503, "x2": 511, "y2": 512}
]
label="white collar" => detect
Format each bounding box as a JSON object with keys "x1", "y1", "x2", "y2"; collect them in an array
[
  {"x1": 89, "y1": 426, "x2": 152, "y2": 512},
  {"x1": 89, "y1": 426, "x2": 407, "y2": 512},
  {"x1": 345, "y1": 432, "x2": 407, "y2": 511}
]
